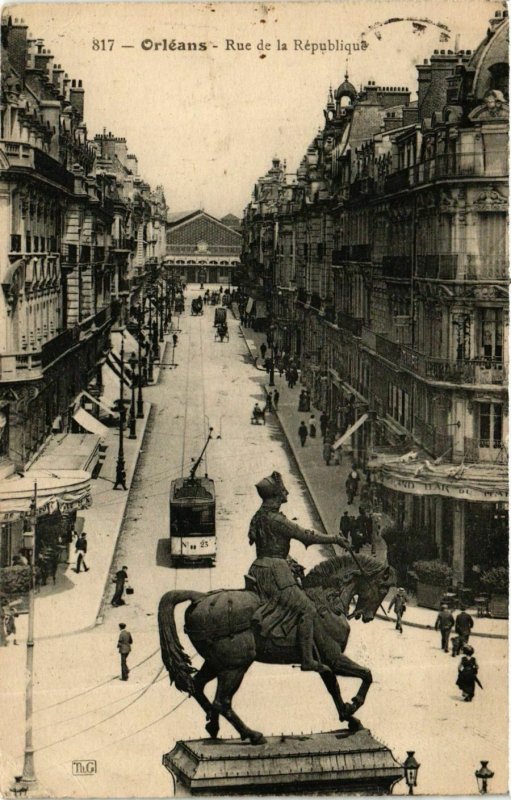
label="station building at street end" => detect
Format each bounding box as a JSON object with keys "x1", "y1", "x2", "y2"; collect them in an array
[
  {"x1": 240, "y1": 9, "x2": 509, "y2": 592},
  {"x1": 165, "y1": 209, "x2": 242, "y2": 286},
  {"x1": 0, "y1": 17, "x2": 168, "y2": 567}
]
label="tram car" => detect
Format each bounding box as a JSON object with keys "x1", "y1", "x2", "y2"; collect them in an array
[{"x1": 169, "y1": 431, "x2": 216, "y2": 566}]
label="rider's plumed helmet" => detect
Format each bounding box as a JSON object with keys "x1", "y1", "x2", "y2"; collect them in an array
[{"x1": 255, "y1": 471, "x2": 288, "y2": 501}]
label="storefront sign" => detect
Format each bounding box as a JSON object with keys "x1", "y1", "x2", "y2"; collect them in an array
[{"x1": 376, "y1": 472, "x2": 508, "y2": 503}]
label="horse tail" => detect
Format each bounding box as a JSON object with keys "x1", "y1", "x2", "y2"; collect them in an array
[{"x1": 158, "y1": 590, "x2": 204, "y2": 694}]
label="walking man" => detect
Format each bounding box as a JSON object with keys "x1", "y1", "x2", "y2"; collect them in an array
[
  {"x1": 435, "y1": 603, "x2": 455, "y2": 652},
  {"x1": 320, "y1": 411, "x2": 328, "y2": 440},
  {"x1": 75, "y1": 532, "x2": 89, "y2": 573},
  {"x1": 273, "y1": 388, "x2": 280, "y2": 410},
  {"x1": 298, "y1": 421, "x2": 308, "y2": 447},
  {"x1": 309, "y1": 415, "x2": 317, "y2": 439},
  {"x1": 339, "y1": 511, "x2": 352, "y2": 545},
  {"x1": 112, "y1": 566, "x2": 129, "y2": 606},
  {"x1": 265, "y1": 391, "x2": 273, "y2": 413},
  {"x1": 452, "y1": 606, "x2": 475, "y2": 656},
  {"x1": 117, "y1": 623, "x2": 133, "y2": 681},
  {"x1": 388, "y1": 587, "x2": 407, "y2": 633},
  {"x1": 260, "y1": 342, "x2": 267, "y2": 361}
]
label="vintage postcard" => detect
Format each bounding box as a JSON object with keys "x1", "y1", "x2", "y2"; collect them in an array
[{"x1": 0, "y1": 0, "x2": 508, "y2": 797}]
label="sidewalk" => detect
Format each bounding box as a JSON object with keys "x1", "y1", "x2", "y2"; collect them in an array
[
  {"x1": 238, "y1": 320, "x2": 508, "y2": 641},
  {"x1": 21, "y1": 346, "x2": 168, "y2": 641}
]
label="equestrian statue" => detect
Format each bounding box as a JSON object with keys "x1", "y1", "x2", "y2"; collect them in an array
[{"x1": 158, "y1": 471, "x2": 395, "y2": 745}]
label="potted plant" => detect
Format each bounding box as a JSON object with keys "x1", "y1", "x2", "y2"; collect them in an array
[
  {"x1": 481, "y1": 567, "x2": 508, "y2": 619},
  {"x1": 412, "y1": 559, "x2": 453, "y2": 609}
]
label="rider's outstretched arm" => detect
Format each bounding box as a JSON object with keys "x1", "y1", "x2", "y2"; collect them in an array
[{"x1": 272, "y1": 514, "x2": 349, "y2": 549}]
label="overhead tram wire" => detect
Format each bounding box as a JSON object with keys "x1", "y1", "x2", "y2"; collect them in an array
[
  {"x1": 30, "y1": 666, "x2": 165, "y2": 755},
  {"x1": 35, "y1": 648, "x2": 161, "y2": 712}
]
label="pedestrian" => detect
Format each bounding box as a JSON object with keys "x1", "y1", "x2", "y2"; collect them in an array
[
  {"x1": 345, "y1": 470, "x2": 359, "y2": 506},
  {"x1": 323, "y1": 440, "x2": 333, "y2": 465},
  {"x1": 303, "y1": 389, "x2": 311, "y2": 411},
  {"x1": 298, "y1": 390, "x2": 306, "y2": 411},
  {"x1": 290, "y1": 367, "x2": 298, "y2": 389},
  {"x1": 273, "y1": 389, "x2": 280, "y2": 410},
  {"x1": 75, "y1": 532, "x2": 89, "y2": 573},
  {"x1": 456, "y1": 645, "x2": 481, "y2": 702},
  {"x1": 36, "y1": 552, "x2": 48, "y2": 587},
  {"x1": 260, "y1": 342, "x2": 267, "y2": 360},
  {"x1": 320, "y1": 411, "x2": 328, "y2": 440},
  {"x1": 388, "y1": 588, "x2": 407, "y2": 634},
  {"x1": 264, "y1": 356, "x2": 272, "y2": 374},
  {"x1": 48, "y1": 548, "x2": 60, "y2": 584},
  {"x1": 111, "y1": 566, "x2": 129, "y2": 607},
  {"x1": 298, "y1": 421, "x2": 308, "y2": 447},
  {"x1": 309, "y1": 414, "x2": 317, "y2": 438},
  {"x1": 339, "y1": 510, "x2": 352, "y2": 542},
  {"x1": 4, "y1": 604, "x2": 18, "y2": 645},
  {"x1": 173, "y1": 333, "x2": 178, "y2": 348},
  {"x1": 435, "y1": 603, "x2": 455, "y2": 653},
  {"x1": 265, "y1": 391, "x2": 273, "y2": 413},
  {"x1": 117, "y1": 623, "x2": 133, "y2": 681},
  {"x1": 357, "y1": 508, "x2": 373, "y2": 546},
  {"x1": 452, "y1": 607, "x2": 475, "y2": 656}
]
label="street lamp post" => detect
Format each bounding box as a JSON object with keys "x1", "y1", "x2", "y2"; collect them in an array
[
  {"x1": 128, "y1": 352, "x2": 137, "y2": 439},
  {"x1": 403, "y1": 751, "x2": 420, "y2": 795},
  {"x1": 475, "y1": 761, "x2": 494, "y2": 795},
  {"x1": 21, "y1": 482, "x2": 37, "y2": 786},
  {"x1": 113, "y1": 334, "x2": 127, "y2": 490},
  {"x1": 268, "y1": 323, "x2": 276, "y2": 387},
  {"x1": 136, "y1": 307, "x2": 144, "y2": 418},
  {"x1": 159, "y1": 284, "x2": 164, "y2": 342}
]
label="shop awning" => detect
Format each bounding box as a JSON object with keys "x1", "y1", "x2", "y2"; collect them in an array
[
  {"x1": 245, "y1": 298, "x2": 254, "y2": 314},
  {"x1": 369, "y1": 451, "x2": 508, "y2": 503},
  {"x1": 79, "y1": 390, "x2": 119, "y2": 419},
  {"x1": 72, "y1": 407, "x2": 109, "y2": 438},
  {"x1": 32, "y1": 433, "x2": 101, "y2": 473},
  {"x1": 255, "y1": 301, "x2": 267, "y2": 319},
  {"x1": 0, "y1": 469, "x2": 92, "y2": 522},
  {"x1": 332, "y1": 413, "x2": 369, "y2": 451}
]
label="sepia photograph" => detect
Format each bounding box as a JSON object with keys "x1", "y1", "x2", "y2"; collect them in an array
[{"x1": 0, "y1": 0, "x2": 508, "y2": 796}]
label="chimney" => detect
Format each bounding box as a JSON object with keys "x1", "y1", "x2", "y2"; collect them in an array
[
  {"x1": 417, "y1": 51, "x2": 461, "y2": 120},
  {"x1": 7, "y1": 18, "x2": 28, "y2": 81},
  {"x1": 70, "y1": 78, "x2": 85, "y2": 120}
]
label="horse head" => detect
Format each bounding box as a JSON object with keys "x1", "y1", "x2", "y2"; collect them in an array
[
  {"x1": 351, "y1": 558, "x2": 396, "y2": 623},
  {"x1": 303, "y1": 553, "x2": 396, "y2": 623}
]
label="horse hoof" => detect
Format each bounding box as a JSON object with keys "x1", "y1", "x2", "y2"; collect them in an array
[
  {"x1": 205, "y1": 721, "x2": 219, "y2": 739},
  {"x1": 248, "y1": 732, "x2": 267, "y2": 745},
  {"x1": 348, "y1": 716, "x2": 364, "y2": 732}
]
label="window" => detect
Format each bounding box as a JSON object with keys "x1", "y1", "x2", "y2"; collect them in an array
[
  {"x1": 479, "y1": 403, "x2": 503, "y2": 449},
  {"x1": 479, "y1": 308, "x2": 503, "y2": 361}
]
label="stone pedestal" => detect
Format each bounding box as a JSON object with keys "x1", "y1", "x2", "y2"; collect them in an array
[{"x1": 163, "y1": 728, "x2": 403, "y2": 795}]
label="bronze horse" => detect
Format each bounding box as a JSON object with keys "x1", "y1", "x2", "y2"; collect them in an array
[{"x1": 158, "y1": 553, "x2": 395, "y2": 744}]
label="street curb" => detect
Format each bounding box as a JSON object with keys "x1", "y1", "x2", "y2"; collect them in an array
[
  {"x1": 95, "y1": 401, "x2": 154, "y2": 626},
  {"x1": 375, "y1": 612, "x2": 508, "y2": 639},
  {"x1": 239, "y1": 327, "x2": 508, "y2": 641}
]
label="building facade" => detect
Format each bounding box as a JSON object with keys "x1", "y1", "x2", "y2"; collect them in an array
[
  {"x1": 166, "y1": 209, "x2": 241, "y2": 285},
  {"x1": 0, "y1": 17, "x2": 168, "y2": 566},
  {"x1": 240, "y1": 10, "x2": 509, "y2": 587}
]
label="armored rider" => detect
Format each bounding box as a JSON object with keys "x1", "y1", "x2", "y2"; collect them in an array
[{"x1": 248, "y1": 471, "x2": 350, "y2": 673}]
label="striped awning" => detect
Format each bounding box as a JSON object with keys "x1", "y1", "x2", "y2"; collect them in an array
[{"x1": 0, "y1": 469, "x2": 92, "y2": 522}]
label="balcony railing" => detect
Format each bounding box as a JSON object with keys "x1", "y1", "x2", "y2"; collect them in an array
[
  {"x1": 1, "y1": 142, "x2": 73, "y2": 191},
  {"x1": 0, "y1": 352, "x2": 43, "y2": 382},
  {"x1": 414, "y1": 416, "x2": 453, "y2": 458},
  {"x1": 464, "y1": 436, "x2": 504, "y2": 463},
  {"x1": 337, "y1": 311, "x2": 363, "y2": 336},
  {"x1": 41, "y1": 329, "x2": 78, "y2": 368},
  {"x1": 416, "y1": 254, "x2": 458, "y2": 280},
  {"x1": 381, "y1": 255, "x2": 412, "y2": 280},
  {"x1": 332, "y1": 244, "x2": 372, "y2": 264}
]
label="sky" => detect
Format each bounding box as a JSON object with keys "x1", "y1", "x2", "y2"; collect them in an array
[{"x1": 7, "y1": 0, "x2": 502, "y2": 218}]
